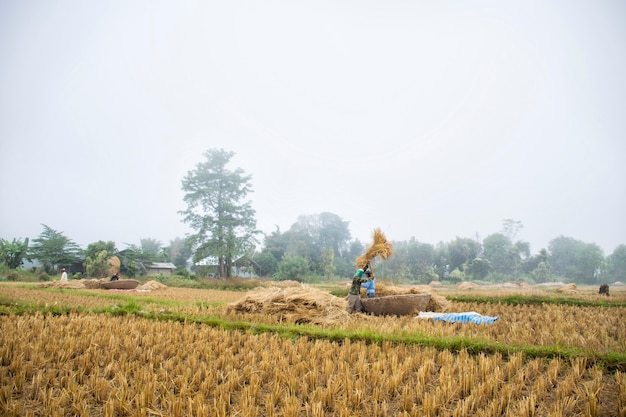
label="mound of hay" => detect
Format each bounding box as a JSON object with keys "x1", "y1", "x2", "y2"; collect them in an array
[
  {"x1": 140, "y1": 280, "x2": 168, "y2": 290},
  {"x1": 427, "y1": 295, "x2": 450, "y2": 312},
  {"x1": 557, "y1": 283, "x2": 578, "y2": 293},
  {"x1": 613, "y1": 281, "x2": 625, "y2": 287},
  {"x1": 458, "y1": 282, "x2": 477, "y2": 290},
  {"x1": 356, "y1": 228, "x2": 394, "y2": 269},
  {"x1": 264, "y1": 280, "x2": 301, "y2": 288},
  {"x1": 429, "y1": 281, "x2": 443, "y2": 287},
  {"x1": 39, "y1": 280, "x2": 87, "y2": 289},
  {"x1": 83, "y1": 278, "x2": 107, "y2": 289},
  {"x1": 227, "y1": 286, "x2": 349, "y2": 325}
]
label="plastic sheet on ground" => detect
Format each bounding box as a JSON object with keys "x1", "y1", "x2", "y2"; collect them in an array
[{"x1": 417, "y1": 311, "x2": 499, "y2": 325}]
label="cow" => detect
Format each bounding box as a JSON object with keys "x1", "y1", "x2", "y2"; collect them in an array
[{"x1": 599, "y1": 283, "x2": 610, "y2": 296}]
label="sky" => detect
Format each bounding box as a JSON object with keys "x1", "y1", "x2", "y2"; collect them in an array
[{"x1": 1, "y1": 1, "x2": 625, "y2": 256}]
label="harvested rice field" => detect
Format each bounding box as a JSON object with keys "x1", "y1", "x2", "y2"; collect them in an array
[{"x1": 1, "y1": 281, "x2": 625, "y2": 416}]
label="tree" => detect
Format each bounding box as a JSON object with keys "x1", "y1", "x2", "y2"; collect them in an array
[
  {"x1": 548, "y1": 236, "x2": 604, "y2": 284},
  {"x1": 482, "y1": 233, "x2": 513, "y2": 275},
  {"x1": 501, "y1": 218, "x2": 524, "y2": 242},
  {"x1": 140, "y1": 238, "x2": 165, "y2": 261},
  {"x1": 252, "y1": 252, "x2": 278, "y2": 277},
  {"x1": 85, "y1": 250, "x2": 112, "y2": 278},
  {"x1": 84, "y1": 241, "x2": 117, "y2": 262},
  {"x1": 320, "y1": 247, "x2": 336, "y2": 279},
  {"x1": 180, "y1": 149, "x2": 259, "y2": 278},
  {"x1": 447, "y1": 237, "x2": 481, "y2": 274},
  {"x1": 29, "y1": 224, "x2": 83, "y2": 274},
  {"x1": 275, "y1": 255, "x2": 309, "y2": 282},
  {"x1": 292, "y1": 212, "x2": 351, "y2": 258},
  {"x1": 167, "y1": 237, "x2": 192, "y2": 269},
  {"x1": 468, "y1": 257, "x2": 491, "y2": 280},
  {"x1": 0, "y1": 238, "x2": 30, "y2": 269},
  {"x1": 604, "y1": 244, "x2": 626, "y2": 283},
  {"x1": 290, "y1": 212, "x2": 351, "y2": 273}
]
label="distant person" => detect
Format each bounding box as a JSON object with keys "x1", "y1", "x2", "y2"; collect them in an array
[
  {"x1": 110, "y1": 272, "x2": 120, "y2": 282},
  {"x1": 60, "y1": 268, "x2": 68, "y2": 281},
  {"x1": 599, "y1": 283, "x2": 609, "y2": 296},
  {"x1": 361, "y1": 269, "x2": 376, "y2": 298}
]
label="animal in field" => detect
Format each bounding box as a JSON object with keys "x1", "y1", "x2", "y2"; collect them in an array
[{"x1": 598, "y1": 283, "x2": 609, "y2": 296}]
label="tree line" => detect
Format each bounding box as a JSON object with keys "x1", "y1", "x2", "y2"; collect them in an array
[{"x1": 1, "y1": 148, "x2": 624, "y2": 285}]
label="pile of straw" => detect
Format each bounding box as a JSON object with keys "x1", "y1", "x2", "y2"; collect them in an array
[
  {"x1": 40, "y1": 280, "x2": 87, "y2": 289},
  {"x1": 356, "y1": 228, "x2": 394, "y2": 270},
  {"x1": 557, "y1": 283, "x2": 578, "y2": 293},
  {"x1": 227, "y1": 286, "x2": 349, "y2": 325},
  {"x1": 139, "y1": 280, "x2": 168, "y2": 290},
  {"x1": 457, "y1": 282, "x2": 478, "y2": 290}
]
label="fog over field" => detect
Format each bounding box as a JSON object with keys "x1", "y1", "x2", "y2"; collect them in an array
[{"x1": 1, "y1": 1, "x2": 624, "y2": 254}]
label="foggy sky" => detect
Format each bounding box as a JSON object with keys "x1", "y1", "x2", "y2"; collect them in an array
[{"x1": 1, "y1": 1, "x2": 625, "y2": 255}]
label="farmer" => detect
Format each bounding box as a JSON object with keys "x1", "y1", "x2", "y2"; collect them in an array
[
  {"x1": 110, "y1": 272, "x2": 120, "y2": 282},
  {"x1": 599, "y1": 283, "x2": 609, "y2": 296},
  {"x1": 347, "y1": 264, "x2": 374, "y2": 313},
  {"x1": 361, "y1": 269, "x2": 376, "y2": 298},
  {"x1": 60, "y1": 268, "x2": 68, "y2": 281}
]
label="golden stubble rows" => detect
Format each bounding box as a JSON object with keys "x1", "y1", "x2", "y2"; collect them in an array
[
  {"x1": 1, "y1": 313, "x2": 624, "y2": 417},
  {"x1": 1, "y1": 285, "x2": 625, "y2": 355}
]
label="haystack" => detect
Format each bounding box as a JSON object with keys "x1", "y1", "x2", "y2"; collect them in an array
[
  {"x1": 140, "y1": 280, "x2": 168, "y2": 290},
  {"x1": 557, "y1": 283, "x2": 578, "y2": 293},
  {"x1": 227, "y1": 286, "x2": 349, "y2": 325},
  {"x1": 263, "y1": 280, "x2": 301, "y2": 288},
  {"x1": 39, "y1": 280, "x2": 87, "y2": 289},
  {"x1": 356, "y1": 228, "x2": 394, "y2": 270},
  {"x1": 83, "y1": 278, "x2": 107, "y2": 289},
  {"x1": 458, "y1": 282, "x2": 478, "y2": 291}
]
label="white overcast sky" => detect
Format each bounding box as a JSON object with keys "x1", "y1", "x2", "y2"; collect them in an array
[{"x1": 1, "y1": 0, "x2": 625, "y2": 255}]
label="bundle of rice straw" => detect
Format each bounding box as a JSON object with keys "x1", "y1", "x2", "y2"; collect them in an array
[
  {"x1": 356, "y1": 228, "x2": 394, "y2": 269},
  {"x1": 457, "y1": 281, "x2": 478, "y2": 291},
  {"x1": 557, "y1": 283, "x2": 577, "y2": 293},
  {"x1": 108, "y1": 256, "x2": 121, "y2": 275},
  {"x1": 140, "y1": 280, "x2": 168, "y2": 290},
  {"x1": 227, "y1": 286, "x2": 349, "y2": 325}
]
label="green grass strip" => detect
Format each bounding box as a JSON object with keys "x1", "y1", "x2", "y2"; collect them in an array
[
  {"x1": 447, "y1": 294, "x2": 626, "y2": 307},
  {"x1": 2, "y1": 299, "x2": 624, "y2": 372}
]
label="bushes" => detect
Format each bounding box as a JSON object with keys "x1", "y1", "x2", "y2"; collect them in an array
[{"x1": 7, "y1": 271, "x2": 19, "y2": 281}]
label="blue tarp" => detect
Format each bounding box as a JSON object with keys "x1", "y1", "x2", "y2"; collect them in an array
[{"x1": 417, "y1": 311, "x2": 499, "y2": 325}]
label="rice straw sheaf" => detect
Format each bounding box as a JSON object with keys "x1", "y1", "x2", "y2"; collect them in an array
[
  {"x1": 108, "y1": 256, "x2": 121, "y2": 275},
  {"x1": 356, "y1": 228, "x2": 394, "y2": 269},
  {"x1": 227, "y1": 286, "x2": 350, "y2": 325}
]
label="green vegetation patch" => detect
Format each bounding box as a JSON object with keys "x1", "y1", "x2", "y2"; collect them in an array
[{"x1": 447, "y1": 294, "x2": 626, "y2": 308}]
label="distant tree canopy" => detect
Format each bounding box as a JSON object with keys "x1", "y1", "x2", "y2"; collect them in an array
[
  {"x1": 605, "y1": 244, "x2": 626, "y2": 283},
  {"x1": 252, "y1": 213, "x2": 354, "y2": 279},
  {"x1": 166, "y1": 237, "x2": 192, "y2": 269},
  {"x1": 29, "y1": 224, "x2": 83, "y2": 274},
  {"x1": 179, "y1": 149, "x2": 259, "y2": 278},
  {"x1": 0, "y1": 237, "x2": 30, "y2": 269},
  {"x1": 84, "y1": 240, "x2": 118, "y2": 278},
  {"x1": 3, "y1": 210, "x2": 624, "y2": 284},
  {"x1": 548, "y1": 236, "x2": 604, "y2": 284}
]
